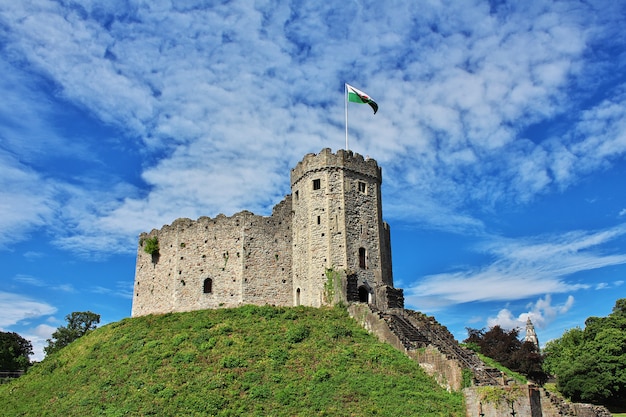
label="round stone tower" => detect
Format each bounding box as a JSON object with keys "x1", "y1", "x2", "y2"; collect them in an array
[{"x1": 290, "y1": 148, "x2": 401, "y2": 309}]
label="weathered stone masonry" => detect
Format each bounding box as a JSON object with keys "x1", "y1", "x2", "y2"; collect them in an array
[{"x1": 132, "y1": 148, "x2": 404, "y2": 317}]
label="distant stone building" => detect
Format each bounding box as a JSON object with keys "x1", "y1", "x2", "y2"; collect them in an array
[
  {"x1": 524, "y1": 317, "x2": 539, "y2": 350},
  {"x1": 132, "y1": 148, "x2": 404, "y2": 317}
]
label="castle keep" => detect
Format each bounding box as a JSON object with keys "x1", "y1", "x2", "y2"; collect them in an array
[{"x1": 132, "y1": 148, "x2": 404, "y2": 317}]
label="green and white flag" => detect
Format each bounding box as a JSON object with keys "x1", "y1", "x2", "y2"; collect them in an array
[{"x1": 346, "y1": 84, "x2": 378, "y2": 114}]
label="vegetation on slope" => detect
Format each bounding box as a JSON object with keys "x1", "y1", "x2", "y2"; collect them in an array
[
  {"x1": 543, "y1": 298, "x2": 626, "y2": 407},
  {"x1": 0, "y1": 305, "x2": 464, "y2": 417}
]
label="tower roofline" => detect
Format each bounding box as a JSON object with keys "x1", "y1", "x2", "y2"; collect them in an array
[{"x1": 290, "y1": 148, "x2": 382, "y2": 187}]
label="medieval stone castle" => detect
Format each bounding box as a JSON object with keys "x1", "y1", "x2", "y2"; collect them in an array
[
  {"x1": 131, "y1": 148, "x2": 614, "y2": 417},
  {"x1": 132, "y1": 148, "x2": 404, "y2": 317}
]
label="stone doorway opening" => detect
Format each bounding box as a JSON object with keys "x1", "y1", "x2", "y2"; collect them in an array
[{"x1": 358, "y1": 285, "x2": 369, "y2": 303}]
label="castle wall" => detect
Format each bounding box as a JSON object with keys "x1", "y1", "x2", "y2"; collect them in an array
[
  {"x1": 132, "y1": 200, "x2": 294, "y2": 316},
  {"x1": 132, "y1": 148, "x2": 401, "y2": 316},
  {"x1": 241, "y1": 197, "x2": 293, "y2": 306}
]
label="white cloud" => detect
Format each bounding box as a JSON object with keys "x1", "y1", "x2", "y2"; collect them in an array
[
  {"x1": 405, "y1": 224, "x2": 626, "y2": 309},
  {"x1": 23, "y1": 323, "x2": 57, "y2": 362},
  {"x1": 0, "y1": 152, "x2": 58, "y2": 249},
  {"x1": 0, "y1": 292, "x2": 57, "y2": 328},
  {"x1": 90, "y1": 281, "x2": 133, "y2": 299},
  {"x1": 487, "y1": 294, "x2": 575, "y2": 332},
  {"x1": 0, "y1": 0, "x2": 623, "y2": 258}
]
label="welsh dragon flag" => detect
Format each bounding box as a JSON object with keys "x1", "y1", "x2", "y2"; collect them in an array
[{"x1": 346, "y1": 84, "x2": 378, "y2": 114}]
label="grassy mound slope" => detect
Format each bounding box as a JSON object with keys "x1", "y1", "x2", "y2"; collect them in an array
[{"x1": 1, "y1": 305, "x2": 464, "y2": 416}]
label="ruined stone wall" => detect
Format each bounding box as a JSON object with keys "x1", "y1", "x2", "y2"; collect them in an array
[
  {"x1": 464, "y1": 386, "x2": 532, "y2": 417},
  {"x1": 464, "y1": 386, "x2": 614, "y2": 417},
  {"x1": 413, "y1": 346, "x2": 464, "y2": 392},
  {"x1": 347, "y1": 304, "x2": 461, "y2": 391},
  {"x1": 241, "y1": 196, "x2": 293, "y2": 306},
  {"x1": 132, "y1": 200, "x2": 293, "y2": 316}
]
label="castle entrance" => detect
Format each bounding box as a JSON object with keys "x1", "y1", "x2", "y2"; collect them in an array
[{"x1": 358, "y1": 286, "x2": 369, "y2": 303}]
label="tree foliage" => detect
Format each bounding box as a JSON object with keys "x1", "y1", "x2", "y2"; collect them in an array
[
  {"x1": 0, "y1": 332, "x2": 33, "y2": 371},
  {"x1": 464, "y1": 325, "x2": 548, "y2": 385},
  {"x1": 44, "y1": 311, "x2": 100, "y2": 356},
  {"x1": 543, "y1": 298, "x2": 626, "y2": 406}
]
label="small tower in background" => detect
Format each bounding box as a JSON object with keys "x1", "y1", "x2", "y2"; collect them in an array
[{"x1": 524, "y1": 317, "x2": 540, "y2": 350}]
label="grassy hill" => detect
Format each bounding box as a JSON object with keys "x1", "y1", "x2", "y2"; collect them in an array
[{"x1": 0, "y1": 305, "x2": 465, "y2": 416}]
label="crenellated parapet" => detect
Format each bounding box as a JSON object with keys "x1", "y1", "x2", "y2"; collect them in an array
[{"x1": 290, "y1": 148, "x2": 382, "y2": 188}]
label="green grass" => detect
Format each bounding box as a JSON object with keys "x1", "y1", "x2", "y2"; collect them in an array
[
  {"x1": 0, "y1": 305, "x2": 464, "y2": 416},
  {"x1": 476, "y1": 352, "x2": 527, "y2": 384}
]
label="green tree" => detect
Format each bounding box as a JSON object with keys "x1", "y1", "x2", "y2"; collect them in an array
[
  {"x1": 543, "y1": 327, "x2": 584, "y2": 375},
  {"x1": 0, "y1": 332, "x2": 33, "y2": 371},
  {"x1": 543, "y1": 298, "x2": 626, "y2": 406},
  {"x1": 44, "y1": 311, "x2": 100, "y2": 356},
  {"x1": 512, "y1": 341, "x2": 548, "y2": 385}
]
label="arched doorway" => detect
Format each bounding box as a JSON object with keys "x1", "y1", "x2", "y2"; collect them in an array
[
  {"x1": 358, "y1": 285, "x2": 369, "y2": 303},
  {"x1": 296, "y1": 288, "x2": 301, "y2": 306},
  {"x1": 203, "y1": 278, "x2": 213, "y2": 294}
]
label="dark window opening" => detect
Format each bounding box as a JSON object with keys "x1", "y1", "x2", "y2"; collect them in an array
[
  {"x1": 358, "y1": 181, "x2": 366, "y2": 194},
  {"x1": 296, "y1": 288, "x2": 301, "y2": 306},
  {"x1": 358, "y1": 286, "x2": 369, "y2": 303},
  {"x1": 203, "y1": 278, "x2": 213, "y2": 294},
  {"x1": 313, "y1": 179, "x2": 321, "y2": 190},
  {"x1": 317, "y1": 216, "x2": 321, "y2": 225},
  {"x1": 295, "y1": 190, "x2": 299, "y2": 200},
  {"x1": 359, "y1": 247, "x2": 366, "y2": 269}
]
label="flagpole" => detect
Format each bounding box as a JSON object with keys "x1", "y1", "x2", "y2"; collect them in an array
[{"x1": 345, "y1": 83, "x2": 349, "y2": 150}]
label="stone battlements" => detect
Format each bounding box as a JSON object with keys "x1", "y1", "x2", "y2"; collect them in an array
[{"x1": 290, "y1": 148, "x2": 381, "y2": 187}]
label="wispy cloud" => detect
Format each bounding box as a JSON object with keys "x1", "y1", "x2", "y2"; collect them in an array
[
  {"x1": 13, "y1": 274, "x2": 46, "y2": 287},
  {"x1": 90, "y1": 281, "x2": 133, "y2": 299},
  {"x1": 405, "y1": 224, "x2": 626, "y2": 309},
  {"x1": 0, "y1": 0, "x2": 624, "y2": 259},
  {"x1": 13, "y1": 274, "x2": 76, "y2": 293},
  {"x1": 0, "y1": 292, "x2": 57, "y2": 328}
]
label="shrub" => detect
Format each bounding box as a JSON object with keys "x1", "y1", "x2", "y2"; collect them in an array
[
  {"x1": 143, "y1": 236, "x2": 159, "y2": 255},
  {"x1": 221, "y1": 356, "x2": 246, "y2": 368},
  {"x1": 286, "y1": 324, "x2": 310, "y2": 343}
]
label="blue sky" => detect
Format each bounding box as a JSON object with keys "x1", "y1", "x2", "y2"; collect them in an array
[{"x1": 1, "y1": 0, "x2": 626, "y2": 361}]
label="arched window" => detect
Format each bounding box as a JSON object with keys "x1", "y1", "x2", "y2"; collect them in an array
[
  {"x1": 359, "y1": 247, "x2": 366, "y2": 269},
  {"x1": 296, "y1": 288, "x2": 301, "y2": 306},
  {"x1": 203, "y1": 278, "x2": 213, "y2": 294}
]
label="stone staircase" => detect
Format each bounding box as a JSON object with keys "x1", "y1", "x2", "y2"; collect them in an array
[
  {"x1": 372, "y1": 306, "x2": 502, "y2": 386},
  {"x1": 352, "y1": 305, "x2": 615, "y2": 417},
  {"x1": 384, "y1": 313, "x2": 429, "y2": 347}
]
